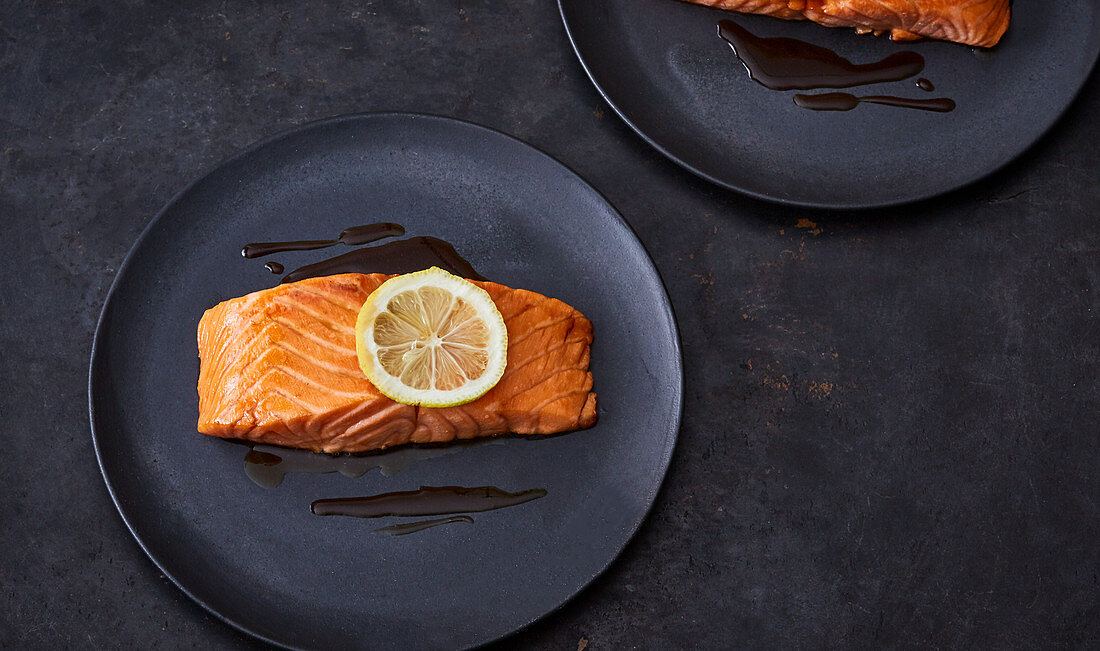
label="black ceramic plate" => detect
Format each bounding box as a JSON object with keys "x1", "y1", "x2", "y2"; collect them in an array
[
  {"x1": 89, "y1": 114, "x2": 682, "y2": 649},
  {"x1": 560, "y1": 0, "x2": 1100, "y2": 208}
]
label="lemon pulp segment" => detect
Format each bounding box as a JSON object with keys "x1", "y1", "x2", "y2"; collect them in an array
[{"x1": 355, "y1": 267, "x2": 507, "y2": 407}]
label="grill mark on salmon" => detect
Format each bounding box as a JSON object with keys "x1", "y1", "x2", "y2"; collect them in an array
[
  {"x1": 272, "y1": 297, "x2": 355, "y2": 335},
  {"x1": 197, "y1": 273, "x2": 597, "y2": 453},
  {"x1": 506, "y1": 315, "x2": 578, "y2": 349},
  {"x1": 531, "y1": 387, "x2": 595, "y2": 414},
  {"x1": 271, "y1": 342, "x2": 364, "y2": 380},
  {"x1": 501, "y1": 337, "x2": 591, "y2": 379},
  {"x1": 268, "y1": 316, "x2": 354, "y2": 355},
  {"x1": 287, "y1": 284, "x2": 362, "y2": 312}
]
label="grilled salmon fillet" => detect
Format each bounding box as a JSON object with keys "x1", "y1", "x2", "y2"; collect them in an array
[
  {"x1": 197, "y1": 273, "x2": 597, "y2": 453},
  {"x1": 681, "y1": 0, "x2": 1011, "y2": 47}
]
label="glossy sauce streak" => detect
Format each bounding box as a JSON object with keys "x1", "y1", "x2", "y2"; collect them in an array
[
  {"x1": 311, "y1": 486, "x2": 547, "y2": 518},
  {"x1": 717, "y1": 19, "x2": 924, "y2": 90},
  {"x1": 243, "y1": 441, "x2": 501, "y2": 489},
  {"x1": 373, "y1": 515, "x2": 474, "y2": 536},
  {"x1": 916, "y1": 78, "x2": 935, "y2": 92},
  {"x1": 281, "y1": 236, "x2": 486, "y2": 283},
  {"x1": 241, "y1": 223, "x2": 405, "y2": 258},
  {"x1": 794, "y1": 92, "x2": 956, "y2": 112},
  {"x1": 264, "y1": 261, "x2": 284, "y2": 274}
]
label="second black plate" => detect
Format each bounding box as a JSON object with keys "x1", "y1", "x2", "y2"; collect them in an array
[{"x1": 561, "y1": 0, "x2": 1100, "y2": 208}]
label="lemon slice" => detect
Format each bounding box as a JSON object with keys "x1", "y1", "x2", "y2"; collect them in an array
[{"x1": 355, "y1": 267, "x2": 508, "y2": 407}]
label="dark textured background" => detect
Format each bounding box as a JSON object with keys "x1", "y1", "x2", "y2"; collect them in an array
[{"x1": 2, "y1": 1, "x2": 1097, "y2": 648}]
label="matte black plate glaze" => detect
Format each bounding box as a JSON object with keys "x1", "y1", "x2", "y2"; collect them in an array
[
  {"x1": 560, "y1": 0, "x2": 1100, "y2": 208},
  {"x1": 89, "y1": 114, "x2": 682, "y2": 649}
]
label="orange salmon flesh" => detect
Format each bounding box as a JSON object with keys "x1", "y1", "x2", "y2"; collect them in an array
[{"x1": 197, "y1": 273, "x2": 597, "y2": 453}]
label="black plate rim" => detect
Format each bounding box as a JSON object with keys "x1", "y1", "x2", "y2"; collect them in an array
[
  {"x1": 88, "y1": 111, "x2": 684, "y2": 649},
  {"x1": 558, "y1": 0, "x2": 1100, "y2": 210}
]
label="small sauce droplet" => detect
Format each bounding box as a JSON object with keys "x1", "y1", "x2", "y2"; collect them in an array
[
  {"x1": 916, "y1": 78, "x2": 935, "y2": 92},
  {"x1": 264, "y1": 261, "x2": 284, "y2": 274}
]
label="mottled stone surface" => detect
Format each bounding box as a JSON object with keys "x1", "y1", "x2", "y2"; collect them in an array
[{"x1": 2, "y1": 0, "x2": 1097, "y2": 648}]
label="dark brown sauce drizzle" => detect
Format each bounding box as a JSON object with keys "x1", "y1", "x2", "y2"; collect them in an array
[
  {"x1": 243, "y1": 441, "x2": 502, "y2": 489},
  {"x1": 281, "y1": 236, "x2": 485, "y2": 283},
  {"x1": 241, "y1": 223, "x2": 405, "y2": 258},
  {"x1": 716, "y1": 19, "x2": 956, "y2": 113},
  {"x1": 231, "y1": 228, "x2": 525, "y2": 532},
  {"x1": 244, "y1": 449, "x2": 282, "y2": 467},
  {"x1": 311, "y1": 486, "x2": 547, "y2": 518},
  {"x1": 373, "y1": 515, "x2": 474, "y2": 536},
  {"x1": 717, "y1": 19, "x2": 924, "y2": 90},
  {"x1": 794, "y1": 92, "x2": 956, "y2": 113}
]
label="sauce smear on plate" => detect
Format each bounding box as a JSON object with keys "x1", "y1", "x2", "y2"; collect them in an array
[
  {"x1": 717, "y1": 19, "x2": 925, "y2": 90},
  {"x1": 374, "y1": 515, "x2": 474, "y2": 536},
  {"x1": 717, "y1": 19, "x2": 954, "y2": 113},
  {"x1": 311, "y1": 486, "x2": 547, "y2": 518},
  {"x1": 241, "y1": 222, "x2": 486, "y2": 281},
  {"x1": 794, "y1": 92, "x2": 956, "y2": 112},
  {"x1": 242, "y1": 222, "x2": 405, "y2": 258},
  {"x1": 280, "y1": 236, "x2": 485, "y2": 282}
]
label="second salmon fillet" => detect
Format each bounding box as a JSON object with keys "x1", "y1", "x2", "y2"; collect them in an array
[
  {"x1": 197, "y1": 273, "x2": 597, "y2": 453},
  {"x1": 680, "y1": 0, "x2": 1011, "y2": 48}
]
